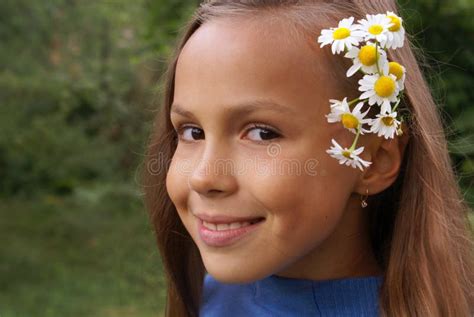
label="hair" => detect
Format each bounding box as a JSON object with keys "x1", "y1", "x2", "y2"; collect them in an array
[{"x1": 141, "y1": 1, "x2": 474, "y2": 316}]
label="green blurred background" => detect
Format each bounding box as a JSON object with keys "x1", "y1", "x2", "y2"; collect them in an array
[{"x1": 0, "y1": 1, "x2": 472, "y2": 316}]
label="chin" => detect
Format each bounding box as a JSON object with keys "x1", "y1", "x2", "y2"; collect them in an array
[
  {"x1": 207, "y1": 270, "x2": 262, "y2": 284},
  {"x1": 203, "y1": 258, "x2": 272, "y2": 284}
]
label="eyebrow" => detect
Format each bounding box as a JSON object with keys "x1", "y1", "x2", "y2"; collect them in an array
[{"x1": 170, "y1": 99, "x2": 296, "y2": 118}]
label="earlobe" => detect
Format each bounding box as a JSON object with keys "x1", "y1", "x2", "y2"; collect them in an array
[{"x1": 355, "y1": 127, "x2": 409, "y2": 196}]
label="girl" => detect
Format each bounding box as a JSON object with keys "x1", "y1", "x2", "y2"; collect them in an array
[{"x1": 142, "y1": 0, "x2": 474, "y2": 316}]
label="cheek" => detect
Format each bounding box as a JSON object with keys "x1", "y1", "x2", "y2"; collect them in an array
[{"x1": 245, "y1": 159, "x2": 354, "y2": 257}]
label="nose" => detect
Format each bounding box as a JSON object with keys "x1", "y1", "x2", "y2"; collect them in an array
[{"x1": 188, "y1": 143, "x2": 238, "y2": 197}]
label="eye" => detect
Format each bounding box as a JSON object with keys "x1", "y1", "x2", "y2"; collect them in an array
[
  {"x1": 175, "y1": 125, "x2": 204, "y2": 142},
  {"x1": 245, "y1": 124, "x2": 281, "y2": 142}
]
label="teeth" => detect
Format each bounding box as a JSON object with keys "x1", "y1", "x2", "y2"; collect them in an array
[
  {"x1": 203, "y1": 221, "x2": 217, "y2": 231},
  {"x1": 230, "y1": 222, "x2": 242, "y2": 229},
  {"x1": 203, "y1": 220, "x2": 252, "y2": 231}
]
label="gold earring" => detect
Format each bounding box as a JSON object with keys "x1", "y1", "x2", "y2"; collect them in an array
[{"x1": 361, "y1": 188, "x2": 369, "y2": 208}]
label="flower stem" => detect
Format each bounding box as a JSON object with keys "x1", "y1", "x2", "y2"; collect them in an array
[
  {"x1": 349, "y1": 127, "x2": 361, "y2": 151},
  {"x1": 392, "y1": 99, "x2": 401, "y2": 112},
  {"x1": 392, "y1": 91, "x2": 404, "y2": 111},
  {"x1": 375, "y1": 42, "x2": 381, "y2": 76},
  {"x1": 348, "y1": 97, "x2": 360, "y2": 106}
]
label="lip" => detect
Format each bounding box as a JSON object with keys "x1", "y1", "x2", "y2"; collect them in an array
[
  {"x1": 197, "y1": 217, "x2": 265, "y2": 247},
  {"x1": 194, "y1": 213, "x2": 264, "y2": 225}
]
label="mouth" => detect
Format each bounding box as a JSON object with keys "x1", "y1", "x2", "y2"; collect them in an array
[
  {"x1": 201, "y1": 217, "x2": 265, "y2": 231},
  {"x1": 194, "y1": 212, "x2": 265, "y2": 225},
  {"x1": 197, "y1": 216, "x2": 265, "y2": 247}
]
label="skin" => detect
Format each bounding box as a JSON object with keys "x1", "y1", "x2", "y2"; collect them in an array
[{"x1": 166, "y1": 17, "x2": 407, "y2": 284}]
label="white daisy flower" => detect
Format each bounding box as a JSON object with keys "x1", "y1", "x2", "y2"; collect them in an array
[
  {"x1": 344, "y1": 42, "x2": 389, "y2": 77},
  {"x1": 358, "y1": 14, "x2": 392, "y2": 44},
  {"x1": 328, "y1": 98, "x2": 346, "y2": 109},
  {"x1": 388, "y1": 61, "x2": 406, "y2": 90},
  {"x1": 382, "y1": 11, "x2": 405, "y2": 49},
  {"x1": 369, "y1": 110, "x2": 401, "y2": 139},
  {"x1": 318, "y1": 17, "x2": 365, "y2": 54},
  {"x1": 326, "y1": 139, "x2": 372, "y2": 171},
  {"x1": 358, "y1": 68, "x2": 400, "y2": 114},
  {"x1": 326, "y1": 98, "x2": 371, "y2": 134}
]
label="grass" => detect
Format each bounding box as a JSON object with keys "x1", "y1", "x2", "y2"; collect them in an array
[{"x1": 0, "y1": 184, "x2": 165, "y2": 317}]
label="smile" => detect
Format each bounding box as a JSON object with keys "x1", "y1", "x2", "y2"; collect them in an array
[
  {"x1": 197, "y1": 217, "x2": 265, "y2": 247},
  {"x1": 202, "y1": 218, "x2": 263, "y2": 231}
]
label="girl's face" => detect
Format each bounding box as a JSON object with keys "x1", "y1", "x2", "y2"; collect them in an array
[{"x1": 167, "y1": 18, "x2": 379, "y2": 283}]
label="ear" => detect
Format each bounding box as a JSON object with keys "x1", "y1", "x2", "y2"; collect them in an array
[{"x1": 354, "y1": 124, "x2": 409, "y2": 196}]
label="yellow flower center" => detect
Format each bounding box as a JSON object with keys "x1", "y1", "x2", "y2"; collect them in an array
[
  {"x1": 374, "y1": 76, "x2": 396, "y2": 97},
  {"x1": 389, "y1": 62, "x2": 404, "y2": 80},
  {"x1": 382, "y1": 116, "x2": 394, "y2": 126},
  {"x1": 388, "y1": 15, "x2": 401, "y2": 32},
  {"x1": 358, "y1": 45, "x2": 377, "y2": 66},
  {"x1": 333, "y1": 27, "x2": 351, "y2": 40},
  {"x1": 368, "y1": 24, "x2": 383, "y2": 35},
  {"x1": 341, "y1": 113, "x2": 359, "y2": 129},
  {"x1": 342, "y1": 150, "x2": 352, "y2": 159}
]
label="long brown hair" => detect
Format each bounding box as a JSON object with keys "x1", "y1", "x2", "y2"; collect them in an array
[{"x1": 142, "y1": 1, "x2": 474, "y2": 316}]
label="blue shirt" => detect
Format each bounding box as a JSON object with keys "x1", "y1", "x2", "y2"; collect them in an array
[{"x1": 200, "y1": 272, "x2": 383, "y2": 316}]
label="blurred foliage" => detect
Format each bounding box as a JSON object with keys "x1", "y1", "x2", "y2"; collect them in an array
[
  {"x1": 0, "y1": 0, "x2": 197, "y2": 197},
  {"x1": 0, "y1": 0, "x2": 472, "y2": 316},
  {"x1": 398, "y1": 0, "x2": 474, "y2": 204},
  {"x1": 0, "y1": 0, "x2": 196, "y2": 316}
]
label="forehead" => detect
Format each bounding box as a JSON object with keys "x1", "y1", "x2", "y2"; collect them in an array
[{"x1": 174, "y1": 17, "x2": 344, "y2": 116}]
